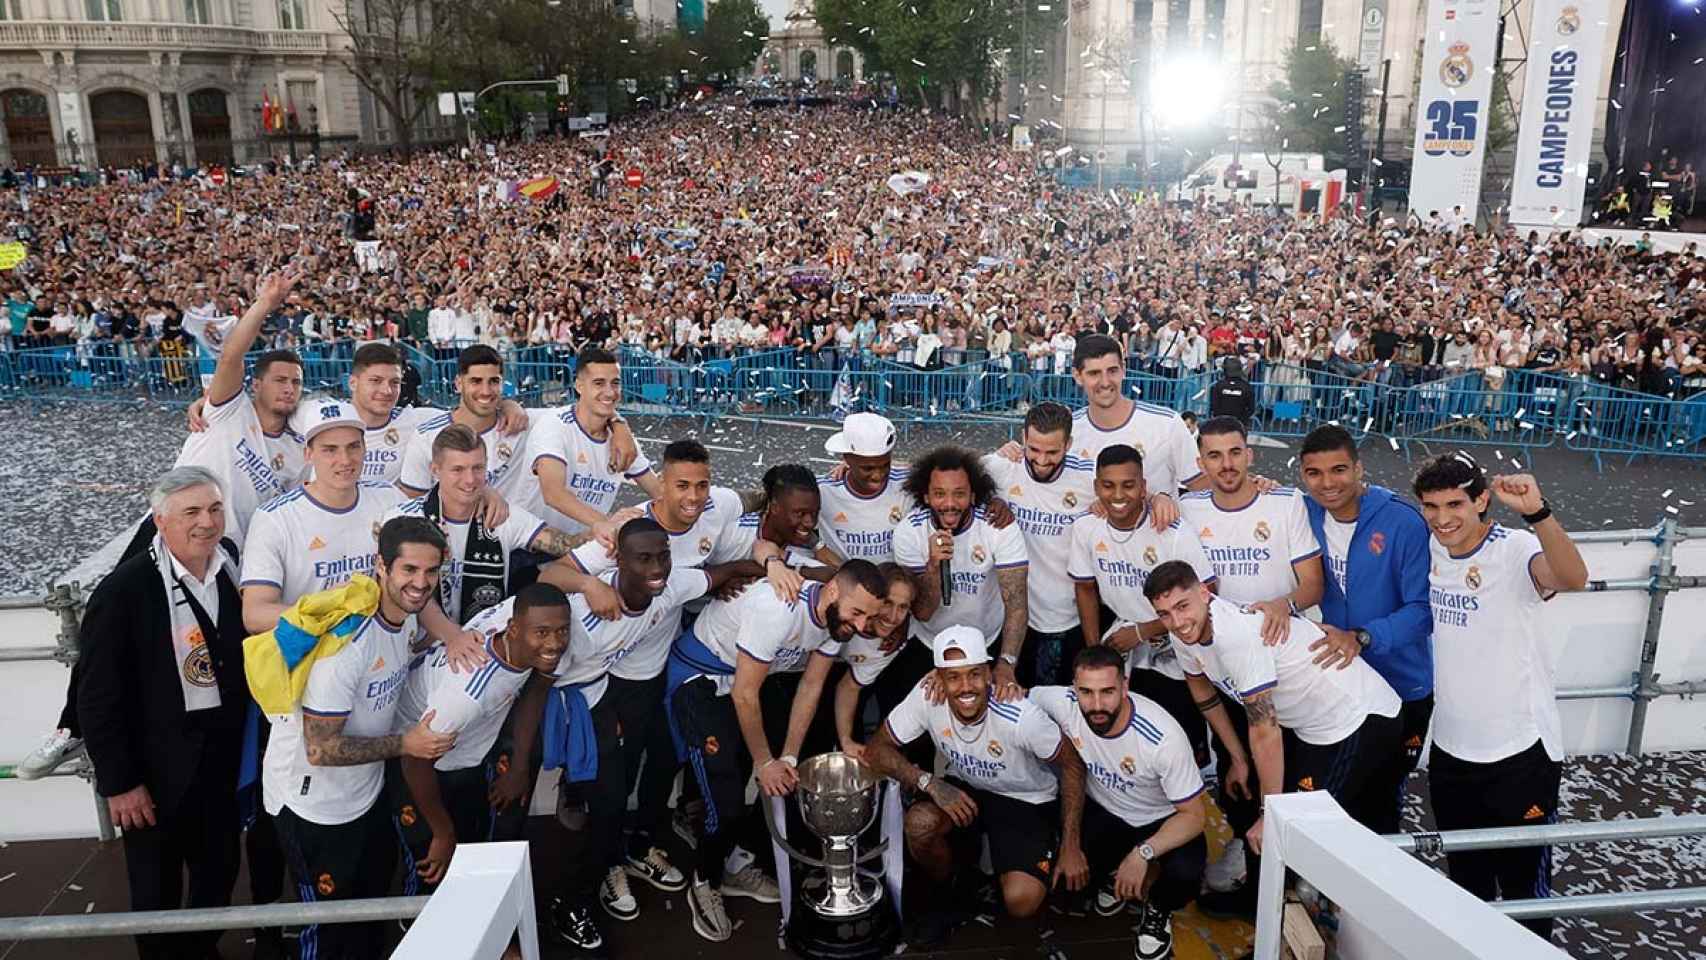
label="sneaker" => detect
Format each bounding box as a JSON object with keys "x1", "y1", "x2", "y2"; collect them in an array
[
  {"x1": 1205, "y1": 837, "x2": 1247, "y2": 893},
  {"x1": 911, "y1": 907, "x2": 955, "y2": 948},
  {"x1": 1195, "y1": 885, "x2": 1257, "y2": 922},
  {"x1": 600, "y1": 866, "x2": 638, "y2": 922},
  {"x1": 15, "y1": 729, "x2": 83, "y2": 780},
  {"x1": 686, "y1": 876, "x2": 733, "y2": 942},
  {"x1": 672, "y1": 803, "x2": 702, "y2": 850},
  {"x1": 550, "y1": 898, "x2": 606, "y2": 956},
  {"x1": 721, "y1": 862, "x2": 781, "y2": 904},
  {"x1": 1133, "y1": 901, "x2": 1174, "y2": 960},
  {"x1": 625, "y1": 846, "x2": 687, "y2": 892},
  {"x1": 1094, "y1": 880, "x2": 1130, "y2": 917},
  {"x1": 1038, "y1": 930, "x2": 1070, "y2": 960}
]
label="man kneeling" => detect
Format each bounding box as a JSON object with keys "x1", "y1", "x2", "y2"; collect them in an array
[{"x1": 861, "y1": 626, "x2": 1088, "y2": 954}]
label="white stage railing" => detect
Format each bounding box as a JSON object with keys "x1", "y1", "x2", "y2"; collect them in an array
[{"x1": 393, "y1": 841, "x2": 540, "y2": 960}]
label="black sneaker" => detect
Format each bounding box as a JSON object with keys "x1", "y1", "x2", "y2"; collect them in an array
[
  {"x1": 1039, "y1": 930, "x2": 1070, "y2": 960},
  {"x1": 911, "y1": 907, "x2": 956, "y2": 948},
  {"x1": 1133, "y1": 901, "x2": 1174, "y2": 960},
  {"x1": 550, "y1": 897, "x2": 608, "y2": 957},
  {"x1": 1195, "y1": 885, "x2": 1256, "y2": 922}
]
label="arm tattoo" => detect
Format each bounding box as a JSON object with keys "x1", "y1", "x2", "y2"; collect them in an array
[
  {"x1": 996, "y1": 567, "x2": 1029, "y2": 655},
  {"x1": 1194, "y1": 694, "x2": 1223, "y2": 714},
  {"x1": 303, "y1": 714, "x2": 403, "y2": 767},
  {"x1": 1244, "y1": 691, "x2": 1278, "y2": 728},
  {"x1": 530, "y1": 526, "x2": 591, "y2": 557}
]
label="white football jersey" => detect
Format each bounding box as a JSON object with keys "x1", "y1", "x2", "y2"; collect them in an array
[
  {"x1": 817, "y1": 467, "x2": 912, "y2": 562},
  {"x1": 264, "y1": 612, "x2": 420, "y2": 824},
  {"x1": 981, "y1": 453, "x2": 1095, "y2": 632},
  {"x1": 1178, "y1": 487, "x2": 1321, "y2": 605},
  {"x1": 1173, "y1": 595, "x2": 1400, "y2": 745},
  {"x1": 892, "y1": 506, "x2": 1028, "y2": 646},
  {"x1": 241, "y1": 482, "x2": 404, "y2": 604},
  {"x1": 571, "y1": 487, "x2": 748, "y2": 577},
  {"x1": 1069, "y1": 402, "x2": 1202, "y2": 496},
  {"x1": 174, "y1": 391, "x2": 304, "y2": 546},
  {"x1": 397, "y1": 411, "x2": 533, "y2": 500},
  {"x1": 396, "y1": 624, "x2": 532, "y2": 773},
  {"x1": 555, "y1": 568, "x2": 711, "y2": 693},
  {"x1": 1030, "y1": 686, "x2": 1204, "y2": 829},
  {"x1": 840, "y1": 625, "x2": 917, "y2": 686},
  {"x1": 1065, "y1": 509, "x2": 1217, "y2": 679},
  {"x1": 383, "y1": 496, "x2": 545, "y2": 624},
  {"x1": 690, "y1": 581, "x2": 838, "y2": 694},
  {"x1": 360, "y1": 406, "x2": 442, "y2": 485},
  {"x1": 885, "y1": 683, "x2": 1064, "y2": 804},
  {"x1": 523, "y1": 406, "x2": 654, "y2": 535},
  {"x1": 1428, "y1": 524, "x2": 1562, "y2": 763}
]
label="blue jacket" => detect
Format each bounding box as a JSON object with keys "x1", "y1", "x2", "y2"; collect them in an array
[{"x1": 1304, "y1": 484, "x2": 1433, "y2": 701}]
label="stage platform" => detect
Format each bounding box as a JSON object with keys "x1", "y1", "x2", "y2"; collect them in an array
[{"x1": 1531, "y1": 224, "x2": 1706, "y2": 255}]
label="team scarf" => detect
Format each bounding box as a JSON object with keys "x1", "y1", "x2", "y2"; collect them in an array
[
  {"x1": 422, "y1": 484, "x2": 507, "y2": 623},
  {"x1": 152, "y1": 533, "x2": 232, "y2": 713}
]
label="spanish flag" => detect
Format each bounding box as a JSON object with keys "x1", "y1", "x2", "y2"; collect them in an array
[
  {"x1": 517, "y1": 176, "x2": 560, "y2": 202},
  {"x1": 261, "y1": 88, "x2": 275, "y2": 132},
  {"x1": 243, "y1": 574, "x2": 380, "y2": 715}
]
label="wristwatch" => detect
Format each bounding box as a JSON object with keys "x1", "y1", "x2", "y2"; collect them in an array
[
  {"x1": 1354, "y1": 629, "x2": 1371, "y2": 649},
  {"x1": 999, "y1": 653, "x2": 1019, "y2": 667},
  {"x1": 915, "y1": 772, "x2": 934, "y2": 793},
  {"x1": 1137, "y1": 843, "x2": 1157, "y2": 862}
]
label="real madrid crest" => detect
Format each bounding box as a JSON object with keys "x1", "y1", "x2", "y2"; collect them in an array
[
  {"x1": 1465, "y1": 565, "x2": 1482, "y2": 590},
  {"x1": 1556, "y1": 4, "x2": 1580, "y2": 34},
  {"x1": 889, "y1": 505, "x2": 904, "y2": 524},
  {"x1": 271, "y1": 453, "x2": 286, "y2": 473},
  {"x1": 971, "y1": 545, "x2": 987, "y2": 564},
  {"x1": 384, "y1": 426, "x2": 400, "y2": 446},
  {"x1": 987, "y1": 739, "x2": 1004, "y2": 758},
  {"x1": 1062, "y1": 491, "x2": 1078, "y2": 509},
  {"x1": 182, "y1": 645, "x2": 217, "y2": 687},
  {"x1": 698, "y1": 536, "x2": 713, "y2": 555},
  {"x1": 1253, "y1": 521, "x2": 1271, "y2": 542},
  {"x1": 1440, "y1": 41, "x2": 1473, "y2": 88},
  {"x1": 1120, "y1": 755, "x2": 1137, "y2": 776},
  {"x1": 1143, "y1": 545, "x2": 1159, "y2": 566},
  {"x1": 496, "y1": 441, "x2": 514, "y2": 461}
]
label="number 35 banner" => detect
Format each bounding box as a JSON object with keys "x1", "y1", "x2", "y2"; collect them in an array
[{"x1": 1408, "y1": 0, "x2": 1501, "y2": 224}]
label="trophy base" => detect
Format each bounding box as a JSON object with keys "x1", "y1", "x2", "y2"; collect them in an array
[{"x1": 784, "y1": 879, "x2": 901, "y2": 960}]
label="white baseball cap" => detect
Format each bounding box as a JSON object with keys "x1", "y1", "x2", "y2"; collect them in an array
[
  {"x1": 299, "y1": 400, "x2": 366, "y2": 444},
  {"x1": 933, "y1": 625, "x2": 992, "y2": 669},
  {"x1": 825, "y1": 412, "x2": 896, "y2": 457}
]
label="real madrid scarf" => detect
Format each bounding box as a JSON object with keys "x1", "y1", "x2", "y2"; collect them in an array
[
  {"x1": 422, "y1": 483, "x2": 507, "y2": 623},
  {"x1": 152, "y1": 533, "x2": 231, "y2": 713}
]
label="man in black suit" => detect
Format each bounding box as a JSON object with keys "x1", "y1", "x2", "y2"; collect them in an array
[{"x1": 78, "y1": 466, "x2": 249, "y2": 960}]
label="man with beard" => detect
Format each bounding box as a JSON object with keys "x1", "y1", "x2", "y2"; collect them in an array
[
  {"x1": 892, "y1": 446, "x2": 1030, "y2": 694},
  {"x1": 665, "y1": 558, "x2": 888, "y2": 942},
  {"x1": 389, "y1": 583, "x2": 573, "y2": 897},
  {"x1": 980, "y1": 401, "x2": 1095, "y2": 687},
  {"x1": 264, "y1": 517, "x2": 458, "y2": 960},
  {"x1": 1144, "y1": 560, "x2": 1403, "y2": 923},
  {"x1": 830, "y1": 563, "x2": 918, "y2": 755},
  {"x1": 536, "y1": 518, "x2": 759, "y2": 949},
  {"x1": 861, "y1": 626, "x2": 1088, "y2": 951},
  {"x1": 1066, "y1": 444, "x2": 1217, "y2": 764},
  {"x1": 1030, "y1": 647, "x2": 1207, "y2": 960}
]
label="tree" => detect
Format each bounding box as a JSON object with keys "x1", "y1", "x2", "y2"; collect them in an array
[
  {"x1": 1264, "y1": 38, "x2": 1359, "y2": 160},
  {"x1": 699, "y1": 0, "x2": 769, "y2": 78},
  {"x1": 332, "y1": 0, "x2": 472, "y2": 154}
]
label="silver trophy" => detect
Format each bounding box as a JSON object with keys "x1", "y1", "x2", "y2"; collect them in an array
[{"x1": 764, "y1": 752, "x2": 900, "y2": 959}]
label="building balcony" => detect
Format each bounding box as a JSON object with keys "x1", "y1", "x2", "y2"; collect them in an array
[{"x1": 0, "y1": 20, "x2": 329, "y2": 55}]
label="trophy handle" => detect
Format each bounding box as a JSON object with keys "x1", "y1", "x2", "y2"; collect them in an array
[{"x1": 760, "y1": 793, "x2": 832, "y2": 869}]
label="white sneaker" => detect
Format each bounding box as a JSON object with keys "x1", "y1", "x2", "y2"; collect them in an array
[
  {"x1": 721, "y1": 862, "x2": 781, "y2": 904},
  {"x1": 686, "y1": 876, "x2": 733, "y2": 942},
  {"x1": 1204, "y1": 837, "x2": 1247, "y2": 893},
  {"x1": 625, "y1": 846, "x2": 687, "y2": 892},
  {"x1": 600, "y1": 865, "x2": 638, "y2": 921},
  {"x1": 15, "y1": 728, "x2": 83, "y2": 781}
]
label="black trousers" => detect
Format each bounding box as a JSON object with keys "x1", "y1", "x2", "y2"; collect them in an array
[
  {"x1": 276, "y1": 798, "x2": 397, "y2": 960},
  {"x1": 1282, "y1": 712, "x2": 1404, "y2": 832},
  {"x1": 556, "y1": 696, "x2": 628, "y2": 904},
  {"x1": 1017, "y1": 624, "x2": 1083, "y2": 690},
  {"x1": 671, "y1": 677, "x2": 752, "y2": 888},
  {"x1": 387, "y1": 759, "x2": 495, "y2": 896},
  {"x1": 607, "y1": 673, "x2": 677, "y2": 855},
  {"x1": 1082, "y1": 801, "x2": 1207, "y2": 914},
  {"x1": 121, "y1": 754, "x2": 241, "y2": 960},
  {"x1": 1429, "y1": 739, "x2": 1562, "y2": 941},
  {"x1": 1366, "y1": 695, "x2": 1434, "y2": 836}
]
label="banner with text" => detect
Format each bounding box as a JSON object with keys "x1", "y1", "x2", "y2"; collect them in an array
[
  {"x1": 1408, "y1": 0, "x2": 1501, "y2": 223},
  {"x1": 1508, "y1": 0, "x2": 1610, "y2": 226}
]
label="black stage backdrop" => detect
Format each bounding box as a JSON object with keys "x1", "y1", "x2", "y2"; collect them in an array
[{"x1": 1604, "y1": 0, "x2": 1706, "y2": 190}]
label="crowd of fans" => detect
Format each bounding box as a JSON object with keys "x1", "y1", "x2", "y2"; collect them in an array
[{"x1": 5, "y1": 97, "x2": 1706, "y2": 400}]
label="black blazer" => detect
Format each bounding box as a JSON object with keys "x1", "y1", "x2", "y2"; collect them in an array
[{"x1": 77, "y1": 543, "x2": 248, "y2": 813}]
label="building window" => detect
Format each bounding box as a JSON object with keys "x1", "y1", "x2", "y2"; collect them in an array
[
  {"x1": 184, "y1": 0, "x2": 211, "y2": 23},
  {"x1": 278, "y1": 0, "x2": 307, "y2": 29},
  {"x1": 0, "y1": 1, "x2": 23, "y2": 20},
  {"x1": 1296, "y1": 0, "x2": 1323, "y2": 45},
  {"x1": 84, "y1": 0, "x2": 123, "y2": 20}
]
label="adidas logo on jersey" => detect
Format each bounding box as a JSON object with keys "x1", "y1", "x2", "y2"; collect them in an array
[
  {"x1": 1297, "y1": 776, "x2": 1315, "y2": 791},
  {"x1": 309, "y1": 536, "x2": 327, "y2": 550},
  {"x1": 576, "y1": 452, "x2": 589, "y2": 464},
  {"x1": 1524, "y1": 805, "x2": 1545, "y2": 820},
  {"x1": 1199, "y1": 526, "x2": 1214, "y2": 540},
  {"x1": 833, "y1": 512, "x2": 848, "y2": 523},
  {"x1": 1009, "y1": 485, "x2": 1023, "y2": 496},
  {"x1": 370, "y1": 656, "x2": 386, "y2": 672},
  {"x1": 1095, "y1": 541, "x2": 1109, "y2": 553}
]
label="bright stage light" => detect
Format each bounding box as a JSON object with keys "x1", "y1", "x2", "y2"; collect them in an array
[{"x1": 1153, "y1": 57, "x2": 1226, "y2": 128}]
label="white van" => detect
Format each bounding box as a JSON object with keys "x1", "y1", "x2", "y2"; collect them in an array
[{"x1": 1168, "y1": 152, "x2": 1326, "y2": 208}]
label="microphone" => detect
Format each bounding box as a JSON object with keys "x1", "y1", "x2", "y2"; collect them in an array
[{"x1": 940, "y1": 552, "x2": 953, "y2": 607}]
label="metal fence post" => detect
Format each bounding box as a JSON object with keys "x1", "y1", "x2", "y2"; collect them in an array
[
  {"x1": 1626, "y1": 518, "x2": 1677, "y2": 756},
  {"x1": 44, "y1": 581, "x2": 113, "y2": 841}
]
